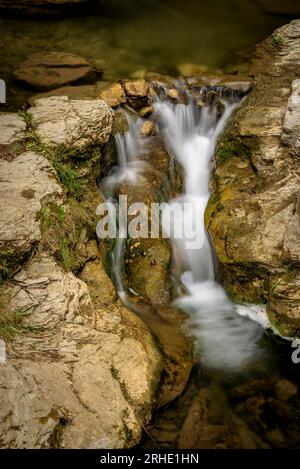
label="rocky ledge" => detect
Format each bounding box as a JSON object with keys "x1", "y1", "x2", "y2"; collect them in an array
[{"x1": 205, "y1": 20, "x2": 300, "y2": 336}]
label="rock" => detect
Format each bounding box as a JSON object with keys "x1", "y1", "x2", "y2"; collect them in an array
[
  {"x1": 98, "y1": 82, "x2": 126, "y2": 108},
  {"x1": 0, "y1": 0, "x2": 93, "y2": 16},
  {"x1": 139, "y1": 106, "x2": 154, "y2": 118},
  {"x1": 29, "y1": 84, "x2": 97, "y2": 106},
  {"x1": 29, "y1": 96, "x2": 114, "y2": 149},
  {"x1": 275, "y1": 379, "x2": 298, "y2": 401},
  {"x1": 206, "y1": 20, "x2": 300, "y2": 335},
  {"x1": 282, "y1": 79, "x2": 300, "y2": 156},
  {"x1": 230, "y1": 379, "x2": 273, "y2": 399},
  {"x1": 168, "y1": 88, "x2": 179, "y2": 100},
  {"x1": 0, "y1": 113, "x2": 26, "y2": 146},
  {"x1": 178, "y1": 385, "x2": 230, "y2": 449},
  {"x1": 0, "y1": 151, "x2": 62, "y2": 280},
  {"x1": 123, "y1": 79, "x2": 150, "y2": 110},
  {"x1": 140, "y1": 120, "x2": 157, "y2": 137},
  {"x1": 0, "y1": 253, "x2": 162, "y2": 448},
  {"x1": 123, "y1": 79, "x2": 149, "y2": 98},
  {"x1": 14, "y1": 52, "x2": 98, "y2": 90},
  {"x1": 79, "y1": 259, "x2": 117, "y2": 307}
]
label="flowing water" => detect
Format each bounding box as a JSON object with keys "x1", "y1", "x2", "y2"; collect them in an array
[{"x1": 98, "y1": 85, "x2": 300, "y2": 447}]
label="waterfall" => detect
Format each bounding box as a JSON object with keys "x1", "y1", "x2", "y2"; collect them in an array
[{"x1": 100, "y1": 86, "x2": 266, "y2": 371}]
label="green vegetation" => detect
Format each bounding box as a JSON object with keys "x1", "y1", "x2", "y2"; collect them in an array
[
  {"x1": 215, "y1": 135, "x2": 259, "y2": 163},
  {"x1": 0, "y1": 287, "x2": 39, "y2": 341},
  {"x1": 40, "y1": 201, "x2": 95, "y2": 272}
]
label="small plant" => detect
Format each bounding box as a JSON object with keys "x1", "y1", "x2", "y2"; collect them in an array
[{"x1": 52, "y1": 160, "x2": 84, "y2": 197}]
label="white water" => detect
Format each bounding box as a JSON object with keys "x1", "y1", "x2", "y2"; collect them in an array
[
  {"x1": 154, "y1": 94, "x2": 264, "y2": 371},
  {"x1": 101, "y1": 89, "x2": 265, "y2": 371}
]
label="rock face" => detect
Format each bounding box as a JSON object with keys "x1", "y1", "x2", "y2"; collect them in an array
[
  {"x1": 0, "y1": 101, "x2": 163, "y2": 448},
  {"x1": 14, "y1": 52, "x2": 98, "y2": 90},
  {"x1": 29, "y1": 96, "x2": 114, "y2": 149},
  {"x1": 206, "y1": 20, "x2": 300, "y2": 336},
  {"x1": 0, "y1": 149, "x2": 62, "y2": 279},
  {"x1": 1, "y1": 254, "x2": 161, "y2": 448}
]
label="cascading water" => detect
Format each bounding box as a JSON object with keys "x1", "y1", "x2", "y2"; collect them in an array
[
  {"x1": 154, "y1": 92, "x2": 264, "y2": 370},
  {"x1": 101, "y1": 86, "x2": 266, "y2": 371}
]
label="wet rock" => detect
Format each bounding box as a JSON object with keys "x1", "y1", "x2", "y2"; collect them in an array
[
  {"x1": 140, "y1": 120, "x2": 157, "y2": 137},
  {"x1": 139, "y1": 106, "x2": 154, "y2": 118},
  {"x1": 14, "y1": 52, "x2": 98, "y2": 90},
  {"x1": 98, "y1": 82, "x2": 126, "y2": 108},
  {"x1": 168, "y1": 88, "x2": 179, "y2": 100},
  {"x1": 179, "y1": 385, "x2": 231, "y2": 448},
  {"x1": 0, "y1": 150, "x2": 62, "y2": 280},
  {"x1": 206, "y1": 20, "x2": 300, "y2": 335},
  {"x1": 0, "y1": 112, "x2": 26, "y2": 146},
  {"x1": 275, "y1": 379, "x2": 298, "y2": 401},
  {"x1": 230, "y1": 379, "x2": 274, "y2": 399},
  {"x1": 282, "y1": 79, "x2": 300, "y2": 156},
  {"x1": 0, "y1": 253, "x2": 162, "y2": 448},
  {"x1": 29, "y1": 96, "x2": 113, "y2": 149},
  {"x1": 123, "y1": 79, "x2": 150, "y2": 110}
]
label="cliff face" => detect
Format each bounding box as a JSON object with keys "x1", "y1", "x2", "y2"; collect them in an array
[{"x1": 206, "y1": 20, "x2": 300, "y2": 336}]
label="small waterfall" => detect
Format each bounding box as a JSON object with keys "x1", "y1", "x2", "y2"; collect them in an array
[
  {"x1": 99, "y1": 86, "x2": 265, "y2": 371},
  {"x1": 154, "y1": 91, "x2": 264, "y2": 371}
]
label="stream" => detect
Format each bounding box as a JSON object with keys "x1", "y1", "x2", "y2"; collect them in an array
[{"x1": 98, "y1": 84, "x2": 300, "y2": 448}]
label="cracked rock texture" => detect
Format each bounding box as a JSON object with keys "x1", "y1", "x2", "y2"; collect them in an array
[
  {"x1": 1, "y1": 253, "x2": 161, "y2": 448},
  {"x1": 29, "y1": 96, "x2": 114, "y2": 149},
  {"x1": 206, "y1": 20, "x2": 300, "y2": 336}
]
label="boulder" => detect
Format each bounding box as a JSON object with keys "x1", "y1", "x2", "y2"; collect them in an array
[
  {"x1": 0, "y1": 253, "x2": 162, "y2": 448},
  {"x1": 29, "y1": 84, "x2": 97, "y2": 106},
  {"x1": 29, "y1": 96, "x2": 114, "y2": 149},
  {"x1": 98, "y1": 82, "x2": 127, "y2": 108},
  {"x1": 0, "y1": 150, "x2": 62, "y2": 280},
  {"x1": 206, "y1": 20, "x2": 300, "y2": 336},
  {"x1": 14, "y1": 52, "x2": 98, "y2": 90}
]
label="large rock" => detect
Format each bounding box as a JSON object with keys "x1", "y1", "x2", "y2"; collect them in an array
[
  {"x1": 0, "y1": 253, "x2": 162, "y2": 448},
  {"x1": 29, "y1": 96, "x2": 114, "y2": 149},
  {"x1": 206, "y1": 20, "x2": 300, "y2": 336},
  {"x1": 14, "y1": 52, "x2": 98, "y2": 90},
  {"x1": 0, "y1": 150, "x2": 62, "y2": 280}
]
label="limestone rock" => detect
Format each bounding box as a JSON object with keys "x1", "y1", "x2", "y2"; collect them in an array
[
  {"x1": 14, "y1": 52, "x2": 97, "y2": 90},
  {"x1": 206, "y1": 20, "x2": 300, "y2": 335},
  {"x1": 0, "y1": 113, "x2": 26, "y2": 146},
  {"x1": 282, "y1": 79, "x2": 300, "y2": 156},
  {"x1": 29, "y1": 96, "x2": 114, "y2": 149},
  {"x1": 0, "y1": 151, "x2": 62, "y2": 277},
  {"x1": 275, "y1": 379, "x2": 298, "y2": 401},
  {"x1": 140, "y1": 120, "x2": 157, "y2": 137},
  {"x1": 0, "y1": 253, "x2": 162, "y2": 448},
  {"x1": 98, "y1": 82, "x2": 126, "y2": 108}
]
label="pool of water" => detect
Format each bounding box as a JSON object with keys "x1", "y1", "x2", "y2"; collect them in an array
[{"x1": 0, "y1": 0, "x2": 294, "y2": 109}]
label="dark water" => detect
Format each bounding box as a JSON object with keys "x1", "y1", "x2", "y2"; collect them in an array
[{"x1": 0, "y1": 0, "x2": 295, "y2": 109}]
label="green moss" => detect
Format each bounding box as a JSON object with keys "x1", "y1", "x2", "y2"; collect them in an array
[
  {"x1": 40, "y1": 201, "x2": 95, "y2": 272},
  {"x1": 0, "y1": 287, "x2": 40, "y2": 341},
  {"x1": 215, "y1": 135, "x2": 259, "y2": 163},
  {"x1": 273, "y1": 33, "x2": 284, "y2": 47}
]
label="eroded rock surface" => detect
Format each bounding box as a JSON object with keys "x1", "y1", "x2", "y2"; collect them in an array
[
  {"x1": 206, "y1": 20, "x2": 300, "y2": 336},
  {"x1": 1, "y1": 253, "x2": 161, "y2": 448},
  {"x1": 29, "y1": 96, "x2": 114, "y2": 149}
]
